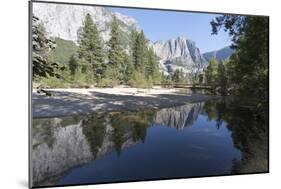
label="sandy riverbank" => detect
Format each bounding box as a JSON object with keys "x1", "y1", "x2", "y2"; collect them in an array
[{"x1": 32, "y1": 86, "x2": 218, "y2": 118}]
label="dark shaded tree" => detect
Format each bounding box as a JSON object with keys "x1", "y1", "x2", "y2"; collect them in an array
[
  {"x1": 68, "y1": 54, "x2": 78, "y2": 76},
  {"x1": 211, "y1": 15, "x2": 269, "y2": 100},
  {"x1": 32, "y1": 16, "x2": 62, "y2": 79}
]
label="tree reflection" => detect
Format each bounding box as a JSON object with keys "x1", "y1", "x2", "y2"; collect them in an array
[
  {"x1": 81, "y1": 114, "x2": 107, "y2": 158},
  {"x1": 203, "y1": 98, "x2": 269, "y2": 173},
  {"x1": 80, "y1": 111, "x2": 156, "y2": 156},
  {"x1": 32, "y1": 99, "x2": 268, "y2": 186},
  {"x1": 110, "y1": 111, "x2": 155, "y2": 155}
]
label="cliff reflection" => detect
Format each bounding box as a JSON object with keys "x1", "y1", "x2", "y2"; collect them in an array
[{"x1": 32, "y1": 99, "x2": 268, "y2": 186}]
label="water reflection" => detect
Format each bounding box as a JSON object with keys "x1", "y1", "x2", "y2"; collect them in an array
[{"x1": 32, "y1": 99, "x2": 268, "y2": 187}]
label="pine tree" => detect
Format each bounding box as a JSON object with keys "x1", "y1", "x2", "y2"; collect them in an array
[
  {"x1": 133, "y1": 30, "x2": 147, "y2": 72},
  {"x1": 217, "y1": 61, "x2": 228, "y2": 95},
  {"x1": 68, "y1": 54, "x2": 78, "y2": 76},
  {"x1": 172, "y1": 69, "x2": 181, "y2": 83},
  {"x1": 123, "y1": 53, "x2": 134, "y2": 83},
  {"x1": 129, "y1": 29, "x2": 139, "y2": 56},
  {"x1": 205, "y1": 58, "x2": 218, "y2": 88},
  {"x1": 107, "y1": 16, "x2": 124, "y2": 82},
  {"x1": 124, "y1": 29, "x2": 138, "y2": 84},
  {"x1": 78, "y1": 13, "x2": 104, "y2": 82},
  {"x1": 145, "y1": 48, "x2": 156, "y2": 79}
]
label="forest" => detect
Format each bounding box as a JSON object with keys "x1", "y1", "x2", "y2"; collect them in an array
[{"x1": 32, "y1": 13, "x2": 269, "y2": 102}]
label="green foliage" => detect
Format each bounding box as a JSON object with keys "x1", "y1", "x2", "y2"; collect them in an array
[
  {"x1": 128, "y1": 71, "x2": 153, "y2": 88},
  {"x1": 48, "y1": 37, "x2": 78, "y2": 66},
  {"x1": 68, "y1": 54, "x2": 79, "y2": 76},
  {"x1": 110, "y1": 111, "x2": 155, "y2": 154},
  {"x1": 33, "y1": 15, "x2": 161, "y2": 89},
  {"x1": 97, "y1": 66, "x2": 120, "y2": 87},
  {"x1": 161, "y1": 73, "x2": 173, "y2": 86},
  {"x1": 217, "y1": 61, "x2": 228, "y2": 95},
  {"x1": 205, "y1": 58, "x2": 218, "y2": 92},
  {"x1": 123, "y1": 53, "x2": 134, "y2": 83},
  {"x1": 37, "y1": 68, "x2": 71, "y2": 88},
  {"x1": 172, "y1": 69, "x2": 185, "y2": 84},
  {"x1": 78, "y1": 13, "x2": 105, "y2": 82},
  {"x1": 146, "y1": 47, "x2": 160, "y2": 82},
  {"x1": 132, "y1": 30, "x2": 148, "y2": 71},
  {"x1": 211, "y1": 15, "x2": 269, "y2": 100},
  {"x1": 32, "y1": 16, "x2": 63, "y2": 79},
  {"x1": 82, "y1": 114, "x2": 106, "y2": 157},
  {"x1": 204, "y1": 98, "x2": 268, "y2": 173},
  {"x1": 198, "y1": 73, "x2": 204, "y2": 84},
  {"x1": 108, "y1": 16, "x2": 124, "y2": 67}
]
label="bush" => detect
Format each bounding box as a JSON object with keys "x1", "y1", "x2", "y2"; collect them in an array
[
  {"x1": 128, "y1": 71, "x2": 153, "y2": 88},
  {"x1": 96, "y1": 78, "x2": 118, "y2": 88}
]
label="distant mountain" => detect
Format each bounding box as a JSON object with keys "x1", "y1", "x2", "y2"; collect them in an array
[
  {"x1": 203, "y1": 46, "x2": 235, "y2": 63},
  {"x1": 33, "y1": 3, "x2": 233, "y2": 75},
  {"x1": 151, "y1": 36, "x2": 207, "y2": 75}
]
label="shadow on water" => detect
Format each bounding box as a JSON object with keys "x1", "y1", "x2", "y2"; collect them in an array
[{"x1": 31, "y1": 97, "x2": 268, "y2": 187}]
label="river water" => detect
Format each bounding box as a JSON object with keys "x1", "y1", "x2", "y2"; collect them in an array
[{"x1": 31, "y1": 98, "x2": 268, "y2": 187}]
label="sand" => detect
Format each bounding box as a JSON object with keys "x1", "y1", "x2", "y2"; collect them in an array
[{"x1": 32, "y1": 86, "x2": 218, "y2": 118}]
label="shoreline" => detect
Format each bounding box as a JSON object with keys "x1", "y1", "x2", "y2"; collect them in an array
[{"x1": 32, "y1": 87, "x2": 219, "y2": 118}]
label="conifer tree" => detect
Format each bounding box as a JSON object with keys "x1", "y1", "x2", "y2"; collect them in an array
[
  {"x1": 205, "y1": 58, "x2": 218, "y2": 88},
  {"x1": 107, "y1": 16, "x2": 124, "y2": 82},
  {"x1": 217, "y1": 61, "x2": 228, "y2": 95},
  {"x1": 133, "y1": 30, "x2": 147, "y2": 72},
  {"x1": 172, "y1": 69, "x2": 181, "y2": 83},
  {"x1": 146, "y1": 47, "x2": 160, "y2": 80},
  {"x1": 68, "y1": 54, "x2": 78, "y2": 76},
  {"x1": 78, "y1": 13, "x2": 104, "y2": 82}
]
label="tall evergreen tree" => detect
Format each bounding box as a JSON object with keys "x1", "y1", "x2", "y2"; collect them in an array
[
  {"x1": 172, "y1": 69, "x2": 181, "y2": 83},
  {"x1": 78, "y1": 13, "x2": 104, "y2": 82},
  {"x1": 68, "y1": 54, "x2": 78, "y2": 76},
  {"x1": 217, "y1": 61, "x2": 228, "y2": 95},
  {"x1": 133, "y1": 30, "x2": 148, "y2": 72},
  {"x1": 123, "y1": 53, "x2": 134, "y2": 83},
  {"x1": 107, "y1": 16, "x2": 124, "y2": 82},
  {"x1": 205, "y1": 58, "x2": 218, "y2": 90},
  {"x1": 145, "y1": 47, "x2": 159, "y2": 79},
  {"x1": 129, "y1": 29, "x2": 139, "y2": 56}
]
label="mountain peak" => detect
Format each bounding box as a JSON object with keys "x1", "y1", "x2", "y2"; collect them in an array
[{"x1": 152, "y1": 35, "x2": 205, "y2": 74}]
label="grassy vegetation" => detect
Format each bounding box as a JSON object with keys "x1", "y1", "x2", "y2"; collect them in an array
[{"x1": 48, "y1": 37, "x2": 78, "y2": 66}]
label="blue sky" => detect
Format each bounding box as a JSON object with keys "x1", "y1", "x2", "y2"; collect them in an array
[{"x1": 110, "y1": 7, "x2": 231, "y2": 53}]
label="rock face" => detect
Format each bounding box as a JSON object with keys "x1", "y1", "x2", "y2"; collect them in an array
[
  {"x1": 203, "y1": 46, "x2": 234, "y2": 63},
  {"x1": 32, "y1": 115, "x2": 142, "y2": 186},
  {"x1": 32, "y1": 3, "x2": 139, "y2": 43},
  {"x1": 32, "y1": 119, "x2": 93, "y2": 185},
  {"x1": 32, "y1": 103, "x2": 204, "y2": 186},
  {"x1": 154, "y1": 102, "x2": 204, "y2": 129},
  {"x1": 32, "y1": 2, "x2": 233, "y2": 75},
  {"x1": 151, "y1": 36, "x2": 207, "y2": 74}
]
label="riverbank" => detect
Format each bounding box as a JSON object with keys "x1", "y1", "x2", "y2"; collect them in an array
[{"x1": 32, "y1": 86, "x2": 218, "y2": 118}]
